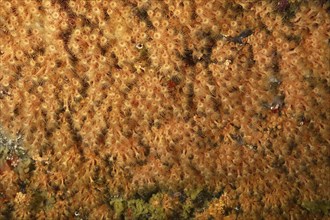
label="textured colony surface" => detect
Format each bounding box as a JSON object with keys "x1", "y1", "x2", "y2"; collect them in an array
[{"x1": 0, "y1": 0, "x2": 329, "y2": 219}]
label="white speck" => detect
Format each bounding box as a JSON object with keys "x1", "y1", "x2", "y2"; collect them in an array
[
  {"x1": 225, "y1": 59, "x2": 231, "y2": 66},
  {"x1": 136, "y1": 43, "x2": 143, "y2": 50}
]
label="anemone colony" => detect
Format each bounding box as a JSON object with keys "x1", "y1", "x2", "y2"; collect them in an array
[{"x1": 0, "y1": 0, "x2": 329, "y2": 219}]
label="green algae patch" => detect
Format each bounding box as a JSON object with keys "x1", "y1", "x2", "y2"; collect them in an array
[
  {"x1": 29, "y1": 190, "x2": 55, "y2": 214},
  {"x1": 127, "y1": 198, "x2": 166, "y2": 220},
  {"x1": 127, "y1": 199, "x2": 149, "y2": 218},
  {"x1": 301, "y1": 200, "x2": 330, "y2": 215},
  {"x1": 110, "y1": 198, "x2": 126, "y2": 219},
  {"x1": 181, "y1": 199, "x2": 194, "y2": 219},
  {"x1": 109, "y1": 197, "x2": 167, "y2": 220},
  {"x1": 187, "y1": 187, "x2": 204, "y2": 201}
]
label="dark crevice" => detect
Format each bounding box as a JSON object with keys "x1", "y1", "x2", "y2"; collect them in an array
[
  {"x1": 64, "y1": 112, "x2": 83, "y2": 153},
  {"x1": 134, "y1": 186, "x2": 160, "y2": 203},
  {"x1": 180, "y1": 49, "x2": 196, "y2": 66},
  {"x1": 193, "y1": 189, "x2": 213, "y2": 209},
  {"x1": 227, "y1": 29, "x2": 253, "y2": 45},
  {"x1": 133, "y1": 6, "x2": 154, "y2": 29}
]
